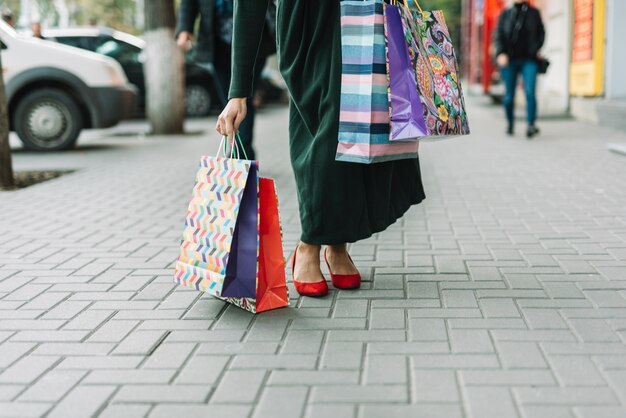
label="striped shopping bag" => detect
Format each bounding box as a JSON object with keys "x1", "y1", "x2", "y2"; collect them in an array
[{"x1": 336, "y1": 0, "x2": 419, "y2": 164}]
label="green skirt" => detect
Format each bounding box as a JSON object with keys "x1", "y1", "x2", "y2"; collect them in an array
[{"x1": 279, "y1": 0, "x2": 425, "y2": 244}]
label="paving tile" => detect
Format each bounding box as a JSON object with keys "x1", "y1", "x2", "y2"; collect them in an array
[
  {"x1": 364, "y1": 355, "x2": 407, "y2": 384},
  {"x1": 87, "y1": 320, "x2": 139, "y2": 342},
  {"x1": 149, "y1": 405, "x2": 251, "y2": 418},
  {"x1": 281, "y1": 330, "x2": 324, "y2": 354},
  {"x1": 267, "y1": 370, "x2": 359, "y2": 385},
  {"x1": 465, "y1": 387, "x2": 519, "y2": 418},
  {"x1": 112, "y1": 330, "x2": 169, "y2": 355},
  {"x1": 0, "y1": 402, "x2": 52, "y2": 418},
  {"x1": 496, "y1": 342, "x2": 548, "y2": 368},
  {"x1": 84, "y1": 370, "x2": 176, "y2": 384},
  {"x1": 46, "y1": 385, "x2": 116, "y2": 418},
  {"x1": 18, "y1": 370, "x2": 85, "y2": 402},
  {"x1": 114, "y1": 384, "x2": 211, "y2": 403},
  {"x1": 211, "y1": 370, "x2": 265, "y2": 403},
  {"x1": 442, "y1": 290, "x2": 479, "y2": 308},
  {"x1": 412, "y1": 369, "x2": 460, "y2": 402},
  {"x1": 252, "y1": 386, "x2": 308, "y2": 418},
  {"x1": 0, "y1": 385, "x2": 24, "y2": 402},
  {"x1": 305, "y1": 404, "x2": 355, "y2": 418},
  {"x1": 97, "y1": 404, "x2": 152, "y2": 418},
  {"x1": 520, "y1": 406, "x2": 575, "y2": 418},
  {"x1": 479, "y1": 298, "x2": 521, "y2": 317},
  {"x1": 574, "y1": 407, "x2": 626, "y2": 418},
  {"x1": 461, "y1": 369, "x2": 555, "y2": 386},
  {"x1": 548, "y1": 355, "x2": 606, "y2": 386},
  {"x1": 0, "y1": 356, "x2": 60, "y2": 384},
  {"x1": 514, "y1": 387, "x2": 619, "y2": 406},
  {"x1": 311, "y1": 385, "x2": 408, "y2": 403},
  {"x1": 369, "y1": 308, "x2": 406, "y2": 329},
  {"x1": 58, "y1": 356, "x2": 144, "y2": 370},
  {"x1": 361, "y1": 404, "x2": 463, "y2": 418},
  {"x1": 175, "y1": 356, "x2": 229, "y2": 384},
  {"x1": 0, "y1": 342, "x2": 36, "y2": 368}
]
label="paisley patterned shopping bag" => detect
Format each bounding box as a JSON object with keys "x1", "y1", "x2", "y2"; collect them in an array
[
  {"x1": 174, "y1": 138, "x2": 289, "y2": 313},
  {"x1": 396, "y1": 0, "x2": 470, "y2": 140}
]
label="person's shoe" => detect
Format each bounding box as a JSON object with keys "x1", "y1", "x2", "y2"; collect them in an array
[
  {"x1": 324, "y1": 249, "x2": 361, "y2": 290},
  {"x1": 526, "y1": 125, "x2": 540, "y2": 139},
  {"x1": 292, "y1": 245, "x2": 328, "y2": 297},
  {"x1": 506, "y1": 124, "x2": 514, "y2": 136}
]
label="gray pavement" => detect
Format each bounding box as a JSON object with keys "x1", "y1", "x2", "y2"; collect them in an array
[{"x1": 1, "y1": 99, "x2": 626, "y2": 418}]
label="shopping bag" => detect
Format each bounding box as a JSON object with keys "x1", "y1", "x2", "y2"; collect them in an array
[
  {"x1": 336, "y1": 0, "x2": 420, "y2": 164},
  {"x1": 384, "y1": 2, "x2": 428, "y2": 141},
  {"x1": 397, "y1": 0, "x2": 470, "y2": 140},
  {"x1": 174, "y1": 138, "x2": 289, "y2": 314}
]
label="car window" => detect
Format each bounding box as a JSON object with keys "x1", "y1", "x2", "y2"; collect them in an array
[
  {"x1": 55, "y1": 36, "x2": 96, "y2": 51},
  {"x1": 96, "y1": 39, "x2": 141, "y2": 65}
]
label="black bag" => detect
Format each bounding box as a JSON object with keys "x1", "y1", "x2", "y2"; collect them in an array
[{"x1": 537, "y1": 57, "x2": 550, "y2": 74}]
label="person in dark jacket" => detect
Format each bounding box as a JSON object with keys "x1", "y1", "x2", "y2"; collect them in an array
[
  {"x1": 494, "y1": 0, "x2": 545, "y2": 139},
  {"x1": 176, "y1": 0, "x2": 276, "y2": 160}
]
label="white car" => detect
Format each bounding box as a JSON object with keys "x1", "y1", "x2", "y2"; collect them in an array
[{"x1": 0, "y1": 20, "x2": 137, "y2": 151}]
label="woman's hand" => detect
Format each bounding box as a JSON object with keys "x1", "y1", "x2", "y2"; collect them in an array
[{"x1": 216, "y1": 98, "x2": 248, "y2": 143}]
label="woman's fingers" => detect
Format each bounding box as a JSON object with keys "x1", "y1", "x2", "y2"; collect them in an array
[{"x1": 225, "y1": 114, "x2": 235, "y2": 144}]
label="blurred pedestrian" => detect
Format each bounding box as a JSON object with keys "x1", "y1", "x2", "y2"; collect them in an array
[
  {"x1": 176, "y1": 0, "x2": 276, "y2": 160},
  {"x1": 217, "y1": 1, "x2": 426, "y2": 297},
  {"x1": 31, "y1": 22, "x2": 44, "y2": 39},
  {"x1": 1, "y1": 9, "x2": 13, "y2": 27},
  {"x1": 495, "y1": 0, "x2": 545, "y2": 139}
]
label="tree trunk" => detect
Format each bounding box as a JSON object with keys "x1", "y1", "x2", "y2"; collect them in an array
[
  {"x1": 0, "y1": 53, "x2": 15, "y2": 189},
  {"x1": 144, "y1": 0, "x2": 185, "y2": 135}
]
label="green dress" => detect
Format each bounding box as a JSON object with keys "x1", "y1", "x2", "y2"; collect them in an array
[{"x1": 229, "y1": 0, "x2": 425, "y2": 245}]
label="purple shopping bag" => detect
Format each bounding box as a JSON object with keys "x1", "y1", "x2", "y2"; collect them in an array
[
  {"x1": 384, "y1": 3, "x2": 427, "y2": 141},
  {"x1": 220, "y1": 162, "x2": 258, "y2": 298}
]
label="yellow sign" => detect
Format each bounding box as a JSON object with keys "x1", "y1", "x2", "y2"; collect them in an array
[{"x1": 569, "y1": 0, "x2": 605, "y2": 96}]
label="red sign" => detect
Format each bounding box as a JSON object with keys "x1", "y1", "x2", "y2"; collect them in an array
[{"x1": 573, "y1": 0, "x2": 594, "y2": 63}]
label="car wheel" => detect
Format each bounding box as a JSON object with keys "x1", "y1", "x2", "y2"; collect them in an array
[
  {"x1": 185, "y1": 84, "x2": 212, "y2": 117},
  {"x1": 14, "y1": 89, "x2": 83, "y2": 151}
]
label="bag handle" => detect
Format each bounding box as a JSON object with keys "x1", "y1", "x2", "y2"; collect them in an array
[
  {"x1": 215, "y1": 133, "x2": 249, "y2": 160},
  {"x1": 399, "y1": 0, "x2": 424, "y2": 15}
]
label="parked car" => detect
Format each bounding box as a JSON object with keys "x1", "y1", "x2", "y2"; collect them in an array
[
  {"x1": 45, "y1": 27, "x2": 221, "y2": 117},
  {"x1": 0, "y1": 20, "x2": 137, "y2": 151}
]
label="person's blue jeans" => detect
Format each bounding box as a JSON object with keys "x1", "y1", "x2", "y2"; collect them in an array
[{"x1": 501, "y1": 59, "x2": 538, "y2": 127}]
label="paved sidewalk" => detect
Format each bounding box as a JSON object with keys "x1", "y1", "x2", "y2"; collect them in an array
[{"x1": 1, "y1": 100, "x2": 626, "y2": 418}]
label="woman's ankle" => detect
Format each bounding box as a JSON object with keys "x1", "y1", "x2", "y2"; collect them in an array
[
  {"x1": 327, "y1": 243, "x2": 348, "y2": 255},
  {"x1": 298, "y1": 242, "x2": 321, "y2": 255}
]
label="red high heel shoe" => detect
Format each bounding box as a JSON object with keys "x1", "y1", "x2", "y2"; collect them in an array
[
  {"x1": 292, "y1": 245, "x2": 329, "y2": 297},
  {"x1": 324, "y1": 249, "x2": 361, "y2": 289}
]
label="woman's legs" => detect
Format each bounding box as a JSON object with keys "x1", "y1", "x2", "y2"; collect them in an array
[{"x1": 293, "y1": 242, "x2": 359, "y2": 283}]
